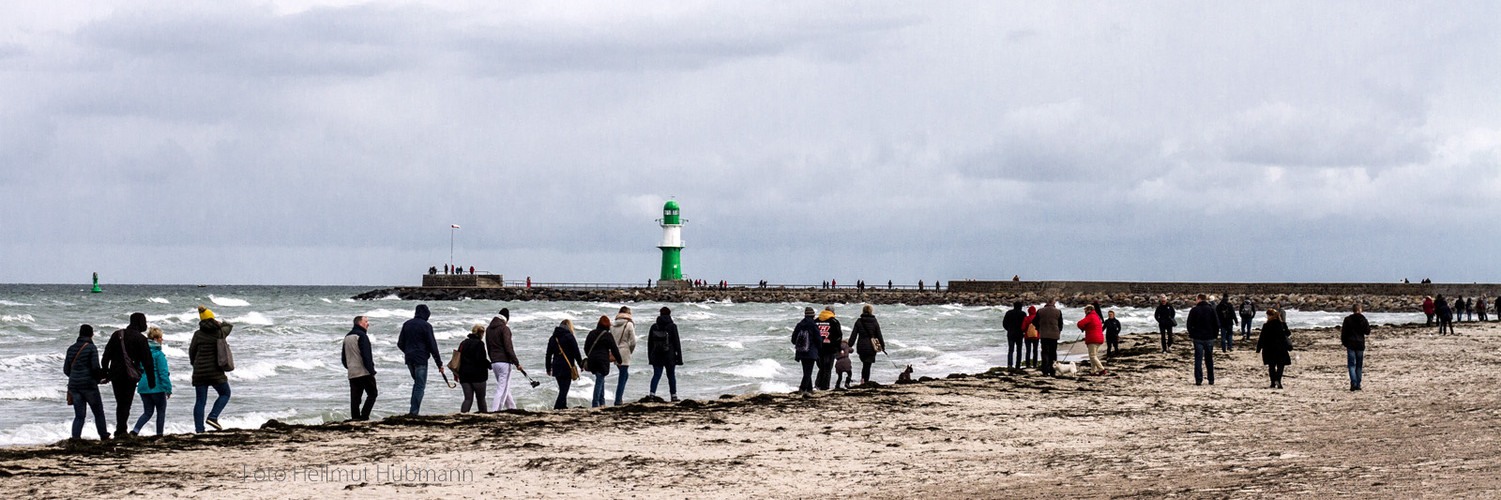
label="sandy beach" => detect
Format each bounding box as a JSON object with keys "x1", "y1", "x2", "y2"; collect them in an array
[{"x1": 4, "y1": 320, "x2": 1500, "y2": 499}]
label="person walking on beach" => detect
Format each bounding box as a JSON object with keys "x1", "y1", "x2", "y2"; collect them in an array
[
  {"x1": 1023, "y1": 305, "x2": 1040, "y2": 368},
  {"x1": 813, "y1": 306, "x2": 844, "y2": 390},
  {"x1": 1187, "y1": 294, "x2": 1221, "y2": 386},
  {"x1": 130, "y1": 327, "x2": 172, "y2": 436},
  {"x1": 396, "y1": 304, "x2": 444, "y2": 415},
  {"x1": 342, "y1": 316, "x2": 378, "y2": 421},
  {"x1": 1103, "y1": 310, "x2": 1122, "y2": 357},
  {"x1": 1238, "y1": 298, "x2": 1256, "y2": 341},
  {"x1": 648, "y1": 307, "x2": 683, "y2": 401},
  {"x1": 189, "y1": 307, "x2": 233, "y2": 432},
  {"x1": 1454, "y1": 296, "x2": 1466, "y2": 323},
  {"x1": 1154, "y1": 298, "x2": 1177, "y2": 353},
  {"x1": 1256, "y1": 309, "x2": 1292, "y2": 389},
  {"x1": 1342, "y1": 305, "x2": 1370, "y2": 391},
  {"x1": 1002, "y1": 302, "x2": 1026, "y2": 368},
  {"x1": 1422, "y1": 296, "x2": 1435, "y2": 326},
  {"x1": 1077, "y1": 305, "x2": 1106, "y2": 376},
  {"x1": 791, "y1": 307, "x2": 819, "y2": 395},
  {"x1": 457, "y1": 325, "x2": 491, "y2": 412},
  {"x1": 1479, "y1": 297, "x2": 1489, "y2": 322},
  {"x1": 848, "y1": 305, "x2": 886, "y2": 385},
  {"x1": 583, "y1": 316, "x2": 622, "y2": 408},
  {"x1": 1215, "y1": 295, "x2": 1238, "y2": 352},
  {"x1": 64, "y1": 325, "x2": 110, "y2": 440},
  {"x1": 610, "y1": 306, "x2": 637, "y2": 406},
  {"x1": 545, "y1": 320, "x2": 583, "y2": 410},
  {"x1": 1435, "y1": 295, "x2": 1455, "y2": 335},
  {"x1": 101, "y1": 312, "x2": 157, "y2": 438},
  {"x1": 1035, "y1": 300, "x2": 1063, "y2": 377},
  {"x1": 485, "y1": 308, "x2": 522, "y2": 412}
]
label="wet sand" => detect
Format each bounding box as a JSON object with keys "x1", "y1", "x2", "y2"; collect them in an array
[{"x1": 3, "y1": 321, "x2": 1500, "y2": 498}]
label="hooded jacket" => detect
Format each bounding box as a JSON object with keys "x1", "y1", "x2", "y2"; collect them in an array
[
  {"x1": 610, "y1": 312, "x2": 637, "y2": 366},
  {"x1": 1022, "y1": 306, "x2": 1038, "y2": 338},
  {"x1": 1216, "y1": 300, "x2": 1238, "y2": 327},
  {"x1": 64, "y1": 339, "x2": 105, "y2": 390},
  {"x1": 1436, "y1": 298, "x2": 1453, "y2": 321},
  {"x1": 1033, "y1": 305, "x2": 1063, "y2": 340},
  {"x1": 1341, "y1": 312, "x2": 1369, "y2": 351},
  {"x1": 457, "y1": 332, "x2": 491, "y2": 383},
  {"x1": 1422, "y1": 298, "x2": 1435, "y2": 315},
  {"x1": 647, "y1": 314, "x2": 683, "y2": 367},
  {"x1": 1186, "y1": 301, "x2": 1220, "y2": 340},
  {"x1": 484, "y1": 316, "x2": 519, "y2": 366},
  {"x1": 814, "y1": 311, "x2": 844, "y2": 357},
  {"x1": 1077, "y1": 313, "x2": 1104, "y2": 344},
  {"x1": 1002, "y1": 306, "x2": 1026, "y2": 339},
  {"x1": 847, "y1": 313, "x2": 885, "y2": 358},
  {"x1": 342, "y1": 324, "x2": 376, "y2": 379},
  {"x1": 136, "y1": 340, "x2": 172, "y2": 395},
  {"x1": 792, "y1": 315, "x2": 819, "y2": 361},
  {"x1": 397, "y1": 305, "x2": 442, "y2": 368},
  {"x1": 583, "y1": 324, "x2": 622, "y2": 375},
  {"x1": 189, "y1": 318, "x2": 234, "y2": 386},
  {"x1": 102, "y1": 313, "x2": 157, "y2": 389},
  {"x1": 1257, "y1": 319, "x2": 1292, "y2": 366}
]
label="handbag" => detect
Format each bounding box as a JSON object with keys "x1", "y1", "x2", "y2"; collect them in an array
[
  {"x1": 216, "y1": 336, "x2": 235, "y2": 372},
  {"x1": 447, "y1": 341, "x2": 464, "y2": 372},
  {"x1": 114, "y1": 332, "x2": 143, "y2": 380},
  {"x1": 557, "y1": 344, "x2": 579, "y2": 381}
]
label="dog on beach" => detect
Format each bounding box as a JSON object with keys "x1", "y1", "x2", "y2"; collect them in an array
[
  {"x1": 1053, "y1": 361, "x2": 1078, "y2": 375},
  {"x1": 896, "y1": 365, "x2": 914, "y2": 383}
]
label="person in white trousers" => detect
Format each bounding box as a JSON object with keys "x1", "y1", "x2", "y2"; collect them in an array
[{"x1": 484, "y1": 308, "x2": 523, "y2": 411}]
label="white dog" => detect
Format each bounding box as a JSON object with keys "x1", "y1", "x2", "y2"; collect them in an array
[{"x1": 1053, "y1": 361, "x2": 1078, "y2": 375}]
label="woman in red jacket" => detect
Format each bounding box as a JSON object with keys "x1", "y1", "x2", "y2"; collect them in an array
[
  {"x1": 1077, "y1": 305, "x2": 1106, "y2": 376},
  {"x1": 1021, "y1": 306, "x2": 1039, "y2": 369}
]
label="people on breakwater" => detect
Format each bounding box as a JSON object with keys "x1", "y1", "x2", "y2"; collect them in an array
[
  {"x1": 583, "y1": 316, "x2": 622, "y2": 408},
  {"x1": 648, "y1": 307, "x2": 683, "y2": 401},
  {"x1": 1155, "y1": 298, "x2": 1177, "y2": 353},
  {"x1": 1023, "y1": 306, "x2": 1040, "y2": 368},
  {"x1": 1239, "y1": 298, "x2": 1256, "y2": 341},
  {"x1": 610, "y1": 306, "x2": 637, "y2": 406},
  {"x1": 847, "y1": 305, "x2": 885, "y2": 385},
  {"x1": 791, "y1": 307, "x2": 819, "y2": 396},
  {"x1": 456, "y1": 325, "x2": 490, "y2": 413},
  {"x1": 485, "y1": 308, "x2": 522, "y2": 412},
  {"x1": 343, "y1": 316, "x2": 378, "y2": 421},
  {"x1": 1103, "y1": 310, "x2": 1121, "y2": 357},
  {"x1": 130, "y1": 327, "x2": 172, "y2": 437},
  {"x1": 1003, "y1": 302, "x2": 1025, "y2": 368},
  {"x1": 1216, "y1": 295, "x2": 1237, "y2": 352},
  {"x1": 1187, "y1": 294, "x2": 1220, "y2": 386},
  {"x1": 813, "y1": 306, "x2": 843, "y2": 390},
  {"x1": 1035, "y1": 300, "x2": 1063, "y2": 377},
  {"x1": 65, "y1": 325, "x2": 110, "y2": 440},
  {"x1": 1435, "y1": 295, "x2": 1455, "y2": 335},
  {"x1": 1256, "y1": 309, "x2": 1292, "y2": 389},
  {"x1": 1077, "y1": 305, "x2": 1105, "y2": 376},
  {"x1": 397, "y1": 304, "x2": 444, "y2": 415},
  {"x1": 189, "y1": 307, "x2": 233, "y2": 432},
  {"x1": 102, "y1": 312, "x2": 156, "y2": 438},
  {"x1": 1342, "y1": 305, "x2": 1370, "y2": 391},
  {"x1": 546, "y1": 320, "x2": 583, "y2": 409}
]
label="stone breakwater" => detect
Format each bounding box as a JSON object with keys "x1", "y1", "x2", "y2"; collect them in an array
[{"x1": 351, "y1": 286, "x2": 1449, "y2": 313}]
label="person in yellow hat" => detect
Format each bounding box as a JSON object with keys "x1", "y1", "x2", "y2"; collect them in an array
[{"x1": 189, "y1": 306, "x2": 233, "y2": 432}]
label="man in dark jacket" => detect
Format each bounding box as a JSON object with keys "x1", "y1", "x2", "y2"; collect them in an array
[
  {"x1": 1341, "y1": 305, "x2": 1370, "y2": 391},
  {"x1": 485, "y1": 308, "x2": 522, "y2": 411},
  {"x1": 1238, "y1": 298, "x2": 1257, "y2": 341},
  {"x1": 1034, "y1": 300, "x2": 1064, "y2": 376},
  {"x1": 1215, "y1": 295, "x2": 1238, "y2": 352},
  {"x1": 396, "y1": 304, "x2": 444, "y2": 415},
  {"x1": 1002, "y1": 302, "x2": 1026, "y2": 368},
  {"x1": 648, "y1": 307, "x2": 684, "y2": 401},
  {"x1": 791, "y1": 308, "x2": 819, "y2": 395},
  {"x1": 1154, "y1": 298, "x2": 1176, "y2": 353},
  {"x1": 341, "y1": 316, "x2": 377, "y2": 421},
  {"x1": 1186, "y1": 294, "x2": 1221, "y2": 385},
  {"x1": 813, "y1": 306, "x2": 843, "y2": 391},
  {"x1": 1103, "y1": 310, "x2": 1122, "y2": 356},
  {"x1": 101, "y1": 312, "x2": 156, "y2": 438},
  {"x1": 65, "y1": 324, "x2": 110, "y2": 440}
]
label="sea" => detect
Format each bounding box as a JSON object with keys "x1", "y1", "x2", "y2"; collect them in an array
[{"x1": 0, "y1": 284, "x2": 1422, "y2": 447}]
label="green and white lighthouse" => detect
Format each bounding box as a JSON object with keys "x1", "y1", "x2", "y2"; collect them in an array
[{"x1": 657, "y1": 200, "x2": 685, "y2": 281}]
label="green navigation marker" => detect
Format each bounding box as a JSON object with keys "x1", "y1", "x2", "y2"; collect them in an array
[{"x1": 90, "y1": 272, "x2": 102, "y2": 293}]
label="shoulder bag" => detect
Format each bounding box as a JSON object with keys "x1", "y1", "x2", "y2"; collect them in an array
[
  {"x1": 116, "y1": 332, "x2": 143, "y2": 380},
  {"x1": 216, "y1": 335, "x2": 235, "y2": 372}
]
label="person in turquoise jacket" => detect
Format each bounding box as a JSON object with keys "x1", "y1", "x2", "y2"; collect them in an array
[{"x1": 132, "y1": 327, "x2": 173, "y2": 436}]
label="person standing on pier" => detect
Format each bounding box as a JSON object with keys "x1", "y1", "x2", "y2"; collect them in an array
[
  {"x1": 1034, "y1": 300, "x2": 1063, "y2": 377},
  {"x1": 1002, "y1": 302, "x2": 1026, "y2": 369},
  {"x1": 813, "y1": 306, "x2": 844, "y2": 391},
  {"x1": 485, "y1": 308, "x2": 522, "y2": 412},
  {"x1": 1154, "y1": 298, "x2": 1177, "y2": 353},
  {"x1": 342, "y1": 316, "x2": 378, "y2": 421},
  {"x1": 396, "y1": 304, "x2": 444, "y2": 415},
  {"x1": 1187, "y1": 294, "x2": 1221, "y2": 386},
  {"x1": 1341, "y1": 305, "x2": 1369, "y2": 391}
]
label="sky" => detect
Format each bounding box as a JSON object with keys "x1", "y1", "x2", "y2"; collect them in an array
[{"x1": 1, "y1": 1, "x2": 1498, "y2": 286}]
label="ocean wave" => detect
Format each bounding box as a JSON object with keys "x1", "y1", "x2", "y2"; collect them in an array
[
  {"x1": 364, "y1": 308, "x2": 414, "y2": 319},
  {"x1": 723, "y1": 341, "x2": 745, "y2": 349},
  {"x1": 208, "y1": 295, "x2": 251, "y2": 307},
  {"x1": 720, "y1": 358, "x2": 782, "y2": 379},
  {"x1": 228, "y1": 312, "x2": 274, "y2": 326},
  {"x1": 378, "y1": 294, "x2": 401, "y2": 301},
  {"x1": 320, "y1": 298, "x2": 333, "y2": 303},
  {"x1": 0, "y1": 300, "x2": 32, "y2": 307},
  {"x1": 148, "y1": 297, "x2": 171, "y2": 304},
  {"x1": 756, "y1": 381, "x2": 795, "y2": 394},
  {"x1": 0, "y1": 314, "x2": 35, "y2": 323},
  {"x1": 0, "y1": 353, "x2": 61, "y2": 373},
  {"x1": 0, "y1": 387, "x2": 63, "y2": 401},
  {"x1": 228, "y1": 359, "x2": 328, "y2": 381}
]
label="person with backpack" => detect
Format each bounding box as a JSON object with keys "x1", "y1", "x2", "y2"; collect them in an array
[
  {"x1": 791, "y1": 307, "x2": 819, "y2": 395},
  {"x1": 1256, "y1": 309, "x2": 1292, "y2": 389},
  {"x1": 1154, "y1": 298, "x2": 1177, "y2": 353},
  {"x1": 647, "y1": 307, "x2": 683, "y2": 401},
  {"x1": 485, "y1": 308, "x2": 522, "y2": 412},
  {"x1": 846, "y1": 305, "x2": 886, "y2": 385},
  {"x1": 189, "y1": 306, "x2": 233, "y2": 432},
  {"x1": 396, "y1": 304, "x2": 444, "y2": 415},
  {"x1": 1022, "y1": 305, "x2": 1040, "y2": 368},
  {"x1": 130, "y1": 327, "x2": 172, "y2": 436},
  {"x1": 583, "y1": 316, "x2": 622, "y2": 408},
  {"x1": 64, "y1": 325, "x2": 110, "y2": 440},
  {"x1": 545, "y1": 319, "x2": 584, "y2": 410},
  {"x1": 455, "y1": 325, "x2": 491, "y2": 413},
  {"x1": 813, "y1": 306, "x2": 843, "y2": 390},
  {"x1": 101, "y1": 312, "x2": 156, "y2": 439},
  {"x1": 1002, "y1": 302, "x2": 1026, "y2": 369},
  {"x1": 1238, "y1": 298, "x2": 1257, "y2": 341},
  {"x1": 1215, "y1": 295, "x2": 1238, "y2": 352},
  {"x1": 609, "y1": 306, "x2": 637, "y2": 406},
  {"x1": 342, "y1": 315, "x2": 378, "y2": 421}
]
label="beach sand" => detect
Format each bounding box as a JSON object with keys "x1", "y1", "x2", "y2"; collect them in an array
[{"x1": 4, "y1": 321, "x2": 1500, "y2": 498}]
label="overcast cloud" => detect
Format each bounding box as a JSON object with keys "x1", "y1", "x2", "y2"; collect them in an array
[{"x1": 2, "y1": 1, "x2": 1498, "y2": 286}]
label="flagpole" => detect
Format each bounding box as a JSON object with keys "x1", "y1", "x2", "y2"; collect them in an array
[{"x1": 450, "y1": 226, "x2": 455, "y2": 272}]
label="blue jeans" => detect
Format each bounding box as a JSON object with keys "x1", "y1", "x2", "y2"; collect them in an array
[
  {"x1": 614, "y1": 365, "x2": 630, "y2": 406},
  {"x1": 1219, "y1": 324, "x2": 1235, "y2": 351},
  {"x1": 69, "y1": 387, "x2": 108, "y2": 439},
  {"x1": 133, "y1": 392, "x2": 168, "y2": 435},
  {"x1": 193, "y1": 382, "x2": 231, "y2": 433},
  {"x1": 1240, "y1": 316, "x2": 1253, "y2": 337},
  {"x1": 591, "y1": 371, "x2": 608, "y2": 407},
  {"x1": 1192, "y1": 339, "x2": 1216, "y2": 384},
  {"x1": 651, "y1": 364, "x2": 678, "y2": 395},
  {"x1": 1347, "y1": 349, "x2": 1364, "y2": 388},
  {"x1": 407, "y1": 364, "x2": 428, "y2": 415}
]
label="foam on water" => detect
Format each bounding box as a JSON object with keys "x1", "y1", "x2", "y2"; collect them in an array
[
  {"x1": 756, "y1": 381, "x2": 795, "y2": 393},
  {"x1": 720, "y1": 358, "x2": 783, "y2": 378},
  {"x1": 148, "y1": 297, "x2": 171, "y2": 304},
  {"x1": 0, "y1": 387, "x2": 63, "y2": 401},
  {"x1": 0, "y1": 300, "x2": 32, "y2": 307},
  {"x1": 228, "y1": 359, "x2": 327, "y2": 381},
  {"x1": 229, "y1": 312, "x2": 274, "y2": 326},
  {"x1": 1, "y1": 314, "x2": 35, "y2": 324},
  {"x1": 208, "y1": 295, "x2": 251, "y2": 307},
  {"x1": 364, "y1": 308, "x2": 413, "y2": 319}
]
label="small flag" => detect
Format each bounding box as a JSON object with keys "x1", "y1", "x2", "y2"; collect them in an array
[{"x1": 450, "y1": 224, "x2": 461, "y2": 229}]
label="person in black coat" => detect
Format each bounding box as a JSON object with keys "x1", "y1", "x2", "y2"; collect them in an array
[
  {"x1": 1341, "y1": 305, "x2": 1370, "y2": 391},
  {"x1": 101, "y1": 312, "x2": 156, "y2": 439},
  {"x1": 1103, "y1": 311, "x2": 1122, "y2": 356},
  {"x1": 1256, "y1": 309, "x2": 1292, "y2": 389},
  {"x1": 812, "y1": 306, "x2": 843, "y2": 391},
  {"x1": 1435, "y1": 295, "x2": 1454, "y2": 335},
  {"x1": 545, "y1": 320, "x2": 584, "y2": 410},
  {"x1": 1154, "y1": 298, "x2": 1176, "y2": 353},
  {"x1": 1002, "y1": 302, "x2": 1026, "y2": 369},
  {"x1": 457, "y1": 325, "x2": 491, "y2": 413},
  {"x1": 846, "y1": 305, "x2": 886, "y2": 385},
  {"x1": 396, "y1": 304, "x2": 444, "y2": 415},
  {"x1": 1215, "y1": 295, "x2": 1238, "y2": 352},
  {"x1": 583, "y1": 316, "x2": 622, "y2": 408},
  {"x1": 65, "y1": 325, "x2": 110, "y2": 440},
  {"x1": 647, "y1": 307, "x2": 684, "y2": 401},
  {"x1": 1186, "y1": 294, "x2": 1221, "y2": 386}
]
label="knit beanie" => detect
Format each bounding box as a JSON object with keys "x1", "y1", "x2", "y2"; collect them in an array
[
  {"x1": 499, "y1": 308, "x2": 510, "y2": 320},
  {"x1": 804, "y1": 307, "x2": 815, "y2": 317},
  {"x1": 198, "y1": 306, "x2": 215, "y2": 321}
]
